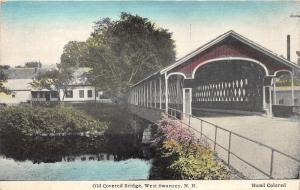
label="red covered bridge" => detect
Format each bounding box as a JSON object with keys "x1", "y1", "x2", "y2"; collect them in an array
[{"x1": 128, "y1": 30, "x2": 300, "y2": 116}]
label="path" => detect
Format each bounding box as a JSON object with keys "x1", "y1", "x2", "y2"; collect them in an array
[{"x1": 188, "y1": 115, "x2": 300, "y2": 179}]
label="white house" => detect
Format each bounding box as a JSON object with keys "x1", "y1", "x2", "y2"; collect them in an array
[
  {"x1": 0, "y1": 68, "x2": 44, "y2": 105},
  {"x1": 58, "y1": 67, "x2": 101, "y2": 102},
  {"x1": 0, "y1": 79, "x2": 32, "y2": 105},
  {"x1": 0, "y1": 67, "x2": 109, "y2": 105}
]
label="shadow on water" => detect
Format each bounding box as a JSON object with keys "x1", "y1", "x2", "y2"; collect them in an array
[{"x1": 0, "y1": 134, "x2": 151, "y2": 164}]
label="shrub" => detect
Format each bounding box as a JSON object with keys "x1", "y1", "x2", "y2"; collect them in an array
[
  {"x1": 0, "y1": 106, "x2": 108, "y2": 136},
  {"x1": 151, "y1": 114, "x2": 229, "y2": 180}
]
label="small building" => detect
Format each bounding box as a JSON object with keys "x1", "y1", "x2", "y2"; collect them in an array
[
  {"x1": 58, "y1": 67, "x2": 102, "y2": 103},
  {"x1": 0, "y1": 68, "x2": 45, "y2": 105},
  {"x1": 0, "y1": 67, "x2": 107, "y2": 105},
  {"x1": 272, "y1": 86, "x2": 300, "y2": 106},
  {"x1": 0, "y1": 79, "x2": 32, "y2": 105},
  {"x1": 31, "y1": 90, "x2": 59, "y2": 102}
]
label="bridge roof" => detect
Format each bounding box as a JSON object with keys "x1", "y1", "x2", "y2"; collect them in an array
[
  {"x1": 161, "y1": 30, "x2": 300, "y2": 75},
  {"x1": 132, "y1": 30, "x2": 300, "y2": 87}
]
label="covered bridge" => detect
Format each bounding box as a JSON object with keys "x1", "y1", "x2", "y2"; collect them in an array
[{"x1": 128, "y1": 30, "x2": 300, "y2": 116}]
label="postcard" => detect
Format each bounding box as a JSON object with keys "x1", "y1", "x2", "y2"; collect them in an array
[{"x1": 0, "y1": 0, "x2": 299, "y2": 190}]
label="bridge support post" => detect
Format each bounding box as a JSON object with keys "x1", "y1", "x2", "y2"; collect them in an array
[
  {"x1": 273, "y1": 79, "x2": 276, "y2": 105},
  {"x1": 144, "y1": 84, "x2": 146, "y2": 107},
  {"x1": 165, "y1": 74, "x2": 169, "y2": 113},
  {"x1": 159, "y1": 77, "x2": 162, "y2": 109},
  {"x1": 269, "y1": 85, "x2": 273, "y2": 117},
  {"x1": 150, "y1": 81, "x2": 152, "y2": 107},
  {"x1": 291, "y1": 68, "x2": 295, "y2": 106},
  {"x1": 154, "y1": 79, "x2": 157, "y2": 108},
  {"x1": 147, "y1": 82, "x2": 149, "y2": 107}
]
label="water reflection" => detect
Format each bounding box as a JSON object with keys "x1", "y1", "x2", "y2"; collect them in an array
[{"x1": 0, "y1": 134, "x2": 150, "y2": 164}]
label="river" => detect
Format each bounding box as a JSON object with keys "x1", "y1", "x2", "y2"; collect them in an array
[
  {"x1": 0, "y1": 104, "x2": 154, "y2": 181},
  {"x1": 0, "y1": 134, "x2": 152, "y2": 180}
]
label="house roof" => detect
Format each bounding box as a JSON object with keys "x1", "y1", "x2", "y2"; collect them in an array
[
  {"x1": 70, "y1": 67, "x2": 92, "y2": 85},
  {"x1": 4, "y1": 68, "x2": 53, "y2": 79},
  {"x1": 3, "y1": 79, "x2": 32, "y2": 91}
]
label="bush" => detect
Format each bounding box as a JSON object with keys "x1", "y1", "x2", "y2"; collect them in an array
[
  {"x1": 151, "y1": 114, "x2": 229, "y2": 180},
  {"x1": 0, "y1": 106, "x2": 108, "y2": 136}
]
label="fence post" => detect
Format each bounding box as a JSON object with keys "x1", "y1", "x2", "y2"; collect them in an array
[
  {"x1": 200, "y1": 120, "x2": 203, "y2": 138},
  {"x1": 214, "y1": 126, "x2": 217, "y2": 152},
  {"x1": 228, "y1": 132, "x2": 232, "y2": 166},
  {"x1": 270, "y1": 149, "x2": 274, "y2": 177}
]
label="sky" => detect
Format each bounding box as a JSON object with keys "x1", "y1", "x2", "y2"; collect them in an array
[{"x1": 1, "y1": 1, "x2": 300, "y2": 66}]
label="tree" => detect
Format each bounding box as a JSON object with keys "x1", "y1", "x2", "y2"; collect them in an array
[
  {"x1": 25, "y1": 61, "x2": 42, "y2": 68},
  {"x1": 86, "y1": 13, "x2": 176, "y2": 97},
  {"x1": 0, "y1": 69, "x2": 9, "y2": 94},
  {"x1": 0, "y1": 65, "x2": 10, "y2": 70},
  {"x1": 31, "y1": 40, "x2": 87, "y2": 102},
  {"x1": 60, "y1": 41, "x2": 89, "y2": 68}
]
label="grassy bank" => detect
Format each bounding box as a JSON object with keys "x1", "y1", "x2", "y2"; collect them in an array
[
  {"x1": 150, "y1": 115, "x2": 230, "y2": 180},
  {"x1": 0, "y1": 105, "x2": 108, "y2": 136}
]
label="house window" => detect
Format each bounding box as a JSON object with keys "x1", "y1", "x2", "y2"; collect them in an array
[
  {"x1": 39, "y1": 92, "x2": 45, "y2": 98},
  {"x1": 279, "y1": 99, "x2": 284, "y2": 105},
  {"x1": 79, "y1": 90, "x2": 84, "y2": 98},
  {"x1": 65, "y1": 90, "x2": 73, "y2": 98},
  {"x1": 294, "y1": 99, "x2": 299, "y2": 105},
  {"x1": 51, "y1": 91, "x2": 58, "y2": 98},
  {"x1": 88, "y1": 90, "x2": 93, "y2": 98},
  {"x1": 32, "y1": 92, "x2": 37, "y2": 98}
]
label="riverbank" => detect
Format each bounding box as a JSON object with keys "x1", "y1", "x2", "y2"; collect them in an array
[{"x1": 148, "y1": 115, "x2": 230, "y2": 180}]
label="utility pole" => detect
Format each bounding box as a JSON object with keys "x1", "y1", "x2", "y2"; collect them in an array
[
  {"x1": 189, "y1": 24, "x2": 192, "y2": 41},
  {"x1": 290, "y1": 13, "x2": 300, "y2": 65}
]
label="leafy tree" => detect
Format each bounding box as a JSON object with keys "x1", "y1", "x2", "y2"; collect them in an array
[
  {"x1": 0, "y1": 69, "x2": 10, "y2": 94},
  {"x1": 0, "y1": 65, "x2": 10, "y2": 70},
  {"x1": 60, "y1": 41, "x2": 89, "y2": 68},
  {"x1": 30, "y1": 41, "x2": 86, "y2": 102},
  {"x1": 86, "y1": 13, "x2": 176, "y2": 97},
  {"x1": 25, "y1": 61, "x2": 42, "y2": 68}
]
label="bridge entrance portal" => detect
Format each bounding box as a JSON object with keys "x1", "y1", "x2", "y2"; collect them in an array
[{"x1": 192, "y1": 59, "x2": 266, "y2": 113}]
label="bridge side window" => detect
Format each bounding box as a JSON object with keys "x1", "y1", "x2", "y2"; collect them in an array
[
  {"x1": 294, "y1": 99, "x2": 299, "y2": 105},
  {"x1": 279, "y1": 99, "x2": 284, "y2": 105}
]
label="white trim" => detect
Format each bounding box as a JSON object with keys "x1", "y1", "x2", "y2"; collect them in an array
[
  {"x1": 274, "y1": 69, "x2": 293, "y2": 76},
  {"x1": 191, "y1": 57, "x2": 269, "y2": 79},
  {"x1": 165, "y1": 73, "x2": 168, "y2": 113},
  {"x1": 159, "y1": 77, "x2": 162, "y2": 109},
  {"x1": 182, "y1": 88, "x2": 192, "y2": 115},
  {"x1": 161, "y1": 30, "x2": 234, "y2": 74},
  {"x1": 166, "y1": 72, "x2": 187, "y2": 79}
]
